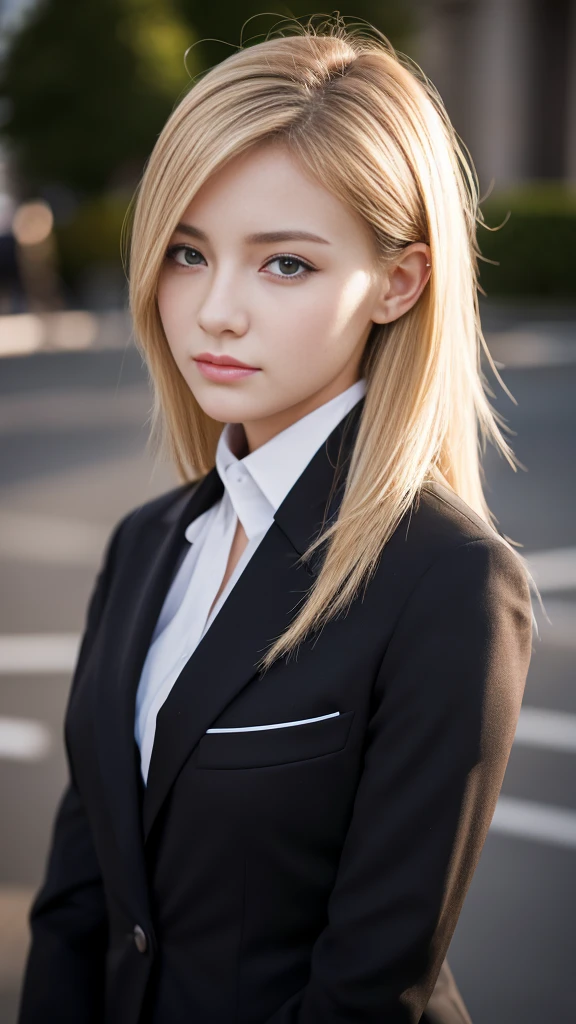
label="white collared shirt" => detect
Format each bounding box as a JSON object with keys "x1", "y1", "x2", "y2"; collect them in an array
[{"x1": 134, "y1": 378, "x2": 367, "y2": 782}]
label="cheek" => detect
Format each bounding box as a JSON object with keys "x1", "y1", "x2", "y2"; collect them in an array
[
  {"x1": 331, "y1": 270, "x2": 375, "y2": 333},
  {"x1": 276, "y1": 271, "x2": 373, "y2": 359},
  {"x1": 262, "y1": 279, "x2": 333, "y2": 342},
  {"x1": 265, "y1": 303, "x2": 332, "y2": 375},
  {"x1": 262, "y1": 307, "x2": 349, "y2": 393},
  {"x1": 156, "y1": 275, "x2": 191, "y2": 360}
]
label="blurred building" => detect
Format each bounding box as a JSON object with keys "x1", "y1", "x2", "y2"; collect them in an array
[{"x1": 413, "y1": 0, "x2": 576, "y2": 191}]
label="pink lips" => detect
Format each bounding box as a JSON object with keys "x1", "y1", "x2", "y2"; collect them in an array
[{"x1": 193, "y1": 355, "x2": 260, "y2": 382}]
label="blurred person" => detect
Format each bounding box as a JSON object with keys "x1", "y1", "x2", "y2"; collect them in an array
[
  {"x1": 18, "y1": 16, "x2": 535, "y2": 1024},
  {"x1": 0, "y1": 229, "x2": 22, "y2": 312},
  {"x1": 0, "y1": 194, "x2": 24, "y2": 312}
]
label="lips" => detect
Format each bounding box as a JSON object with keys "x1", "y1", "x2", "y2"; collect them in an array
[
  {"x1": 193, "y1": 355, "x2": 261, "y2": 382},
  {"x1": 194, "y1": 352, "x2": 259, "y2": 370}
]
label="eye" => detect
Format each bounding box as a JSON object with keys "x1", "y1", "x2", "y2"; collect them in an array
[
  {"x1": 263, "y1": 255, "x2": 315, "y2": 282},
  {"x1": 164, "y1": 245, "x2": 316, "y2": 282},
  {"x1": 165, "y1": 244, "x2": 206, "y2": 267}
]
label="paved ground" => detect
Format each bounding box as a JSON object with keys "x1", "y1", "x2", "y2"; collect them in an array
[{"x1": 0, "y1": 305, "x2": 575, "y2": 1022}]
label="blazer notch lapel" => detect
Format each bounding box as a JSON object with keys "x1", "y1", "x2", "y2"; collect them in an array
[
  {"x1": 142, "y1": 398, "x2": 366, "y2": 841},
  {"x1": 93, "y1": 470, "x2": 224, "y2": 876},
  {"x1": 142, "y1": 519, "x2": 314, "y2": 840}
]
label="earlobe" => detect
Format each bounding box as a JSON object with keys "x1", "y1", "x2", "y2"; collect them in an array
[
  {"x1": 369, "y1": 307, "x2": 388, "y2": 326},
  {"x1": 370, "y1": 278, "x2": 404, "y2": 327},
  {"x1": 371, "y1": 244, "x2": 431, "y2": 324},
  {"x1": 369, "y1": 271, "x2": 393, "y2": 325}
]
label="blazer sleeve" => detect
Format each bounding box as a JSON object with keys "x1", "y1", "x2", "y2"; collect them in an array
[
  {"x1": 17, "y1": 513, "x2": 132, "y2": 1024},
  {"x1": 265, "y1": 536, "x2": 533, "y2": 1024}
]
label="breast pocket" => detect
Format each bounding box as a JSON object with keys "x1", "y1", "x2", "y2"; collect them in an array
[{"x1": 196, "y1": 710, "x2": 355, "y2": 769}]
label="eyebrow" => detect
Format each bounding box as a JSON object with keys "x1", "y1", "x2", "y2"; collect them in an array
[{"x1": 174, "y1": 223, "x2": 331, "y2": 246}]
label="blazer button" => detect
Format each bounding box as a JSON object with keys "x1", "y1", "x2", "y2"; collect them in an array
[{"x1": 133, "y1": 925, "x2": 148, "y2": 954}]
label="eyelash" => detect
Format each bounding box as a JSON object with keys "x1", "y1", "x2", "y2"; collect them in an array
[{"x1": 164, "y1": 244, "x2": 316, "y2": 283}]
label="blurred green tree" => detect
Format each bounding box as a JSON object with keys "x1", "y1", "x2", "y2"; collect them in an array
[
  {"x1": 0, "y1": 0, "x2": 194, "y2": 198},
  {"x1": 172, "y1": 4, "x2": 414, "y2": 78},
  {"x1": 0, "y1": 1, "x2": 413, "y2": 297},
  {"x1": 0, "y1": 1, "x2": 412, "y2": 200}
]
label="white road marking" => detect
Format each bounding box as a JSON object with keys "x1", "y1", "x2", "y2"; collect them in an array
[
  {"x1": 0, "y1": 309, "x2": 127, "y2": 358},
  {"x1": 0, "y1": 314, "x2": 44, "y2": 356},
  {"x1": 487, "y1": 325, "x2": 576, "y2": 368},
  {"x1": 0, "y1": 717, "x2": 52, "y2": 761},
  {"x1": 490, "y1": 796, "x2": 576, "y2": 849},
  {"x1": 526, "y1": 547, "x2": 576, "y2": 592},
  {"x1": 0, "y1": 634, "x2": 80, "y2": 674},
  {"x1": 514, "y1": 706, "x2": 576, "y2": 753},
  {"x1": 532, "y1": 598, "x2": 576, "y2": 649}
]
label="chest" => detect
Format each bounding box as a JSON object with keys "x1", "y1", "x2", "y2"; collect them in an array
[{"x1": 66, "y1": 510, "x2": 413, "y2": 866}]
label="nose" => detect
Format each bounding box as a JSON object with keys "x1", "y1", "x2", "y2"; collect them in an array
[{"x1": 197, "y1": 267, "x2": 249, "y2": 338}]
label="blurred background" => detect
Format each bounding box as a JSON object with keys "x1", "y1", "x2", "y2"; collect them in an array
[{"x1": 0, "y1": 1, "x2": 575, "y2": 1021}]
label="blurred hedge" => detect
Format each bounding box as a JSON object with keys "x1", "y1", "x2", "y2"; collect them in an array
[
  {"x1": 54, "y1": 194, "x2": 131, "y2": 281},
  {"x1": 53, "y1": 182, "x2": 576, "y2": 302},
  {"x1": 477, "y1": 183, "x2": 576, "y2": 298}
]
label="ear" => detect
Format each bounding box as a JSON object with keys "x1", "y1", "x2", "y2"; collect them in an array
[{"x1": 370, "y1": 242, "x2": 432, "y2": 324}]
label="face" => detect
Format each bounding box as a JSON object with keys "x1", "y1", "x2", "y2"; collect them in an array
[{"x1": 157, "y1": 143, "x2": 414, "y2": 451}]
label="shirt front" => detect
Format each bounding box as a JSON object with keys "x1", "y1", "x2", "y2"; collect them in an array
[{"x1": 134, "y1": 377, "x2": 367, "y2": 783}]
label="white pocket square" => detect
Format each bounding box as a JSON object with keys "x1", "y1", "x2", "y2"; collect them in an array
[{"x1": 206, "y1": 711, "x2": 340, "y2": 733}]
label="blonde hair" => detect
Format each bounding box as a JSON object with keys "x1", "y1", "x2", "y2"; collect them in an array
[{"x1": 125, "y1": 15, "x2": 540, "y2": 672}]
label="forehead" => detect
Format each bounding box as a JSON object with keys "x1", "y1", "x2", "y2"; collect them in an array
[{"x1": 177, "y1": 143, "x2": 370, "y2": 246}]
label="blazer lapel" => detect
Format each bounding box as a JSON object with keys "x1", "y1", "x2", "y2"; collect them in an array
[
  {"x1": 92, "y1": 469, "x2": 225, "y2": 888},
  {"x1": 143, "y1": 396, "x2": 365, "y2": 841}
]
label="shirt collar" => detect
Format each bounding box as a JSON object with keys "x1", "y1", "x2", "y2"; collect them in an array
[
  {"x1": 188, "y1": 377, "x2": 367, "y2": 542},
  {"x1": 239, "y1": 377, "x2": 367, "y2": 510}
]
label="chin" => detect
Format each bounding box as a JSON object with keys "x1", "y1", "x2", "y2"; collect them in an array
[{"x1": 190, "y1": 392, "x2": 250, "y2": 424}]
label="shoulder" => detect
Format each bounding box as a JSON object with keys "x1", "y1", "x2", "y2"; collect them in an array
[
  {"x1": 381, "y1": 480, "x2": 533, "y2": 613},
  {"x1": 101, "y1": 476, "x2": 207, "y2": 568},
  {"x1": 122, "y1": 478, "x2": 204, "y2": 531},
  {"x1": 402, "y1": 480, "x2": 519, "y2": 562},
  {"x1": 411, "y1": 480, "x2": 504, "y2": 551}
]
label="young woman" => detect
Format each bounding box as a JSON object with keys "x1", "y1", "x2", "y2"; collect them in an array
[{"x1": 19, "y1": 18, "x2": 536, "y2": 1024}]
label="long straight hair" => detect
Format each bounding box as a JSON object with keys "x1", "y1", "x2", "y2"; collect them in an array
[{"x1": 125, "y1": 17, "x2": 540, "y2": 672}]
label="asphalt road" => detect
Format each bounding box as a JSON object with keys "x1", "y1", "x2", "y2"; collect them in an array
[{"x1": 0, "y1": 316, "x2": 575, "y2": 1023}]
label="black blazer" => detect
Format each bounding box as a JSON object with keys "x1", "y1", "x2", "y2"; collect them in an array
[{"x1": 18, "y1": 398, "x2": 533, "y2": 1024}]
